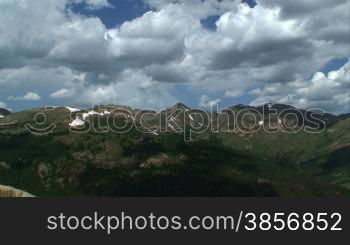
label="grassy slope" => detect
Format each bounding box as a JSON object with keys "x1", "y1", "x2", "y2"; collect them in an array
[{"x1": 0, "y1": 108, "x2": 349, "y2": 197}]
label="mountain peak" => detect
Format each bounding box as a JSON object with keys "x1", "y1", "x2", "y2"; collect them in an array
[
  {"x1": 256, "y1": 103, "x2": 295, "y2": 112},
  {"x1": 225, "y1": 104, "x2": 255, "y2": 111},
  {"x1": 0, "y1": 108, "x2": 11, "y2": 117},
  {"x1": 338, "y1": 113, "x2": 350, "y2": 121},
  {"x1": 170, "y1": 102, "x2": 191, "y2": 110}
]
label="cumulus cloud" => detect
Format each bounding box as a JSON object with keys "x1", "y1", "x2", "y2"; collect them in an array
[
  {"x1": 8, "y1": 92, "x2": 41, "y2": 101},
  {"x1": 186, "y1": 3, "x2": 313, "y2": 74},
  {"x1": 52, "y1": 69, "x2": 178, "y2": 109},
  {"x1": 144, "y1": 0, "x2": 241, "y2": 18},
  {"x1": 258, "y1": 0, "x2": 350, "y2": 56},
  {"x1": 84, "y1": 0, "x2": 112, "y2": 9},
  {"x1": 72, "y1": 0, "x2": 112, "y2": 9},
  {"x1": 259, "y1": 0, "x2": 348, "y2": 18},
  {"x1": 199, "y1": 95, "x2": 221, "y2": 109},
  {"x1": 105, "y1": 6, "x2": 200, "y2": 71},
  {"x1": 50, "y1": 89, "x2": 75, "y2": 99},
  {"x1": 0, "y1": 0, "x2": 348, "y2": 113},
  {"x1": 250, "y1": 60, "x2": 350, "y2": 114},
  {"x1": 0, "y1": 66, "x2": 82, "y2": 108},
  {"x1": 224, "y1": 90, "x2": 244, "y2": 98},
  {"x1": 0, "y1": 101, "x2": 8, "y2": 109}
]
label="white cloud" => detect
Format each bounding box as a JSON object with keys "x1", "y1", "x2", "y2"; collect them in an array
[
  {"x1": 259, "y1": 0, "x2": 348, "y2": 17},
  {"x1": 105, "y1": 6, "x2": 200, "y2": 69},
  {"x1": 248, "y1": 88, "x2": 263, "y2": 96},
  {"x1": 224, "y1": 90, "x2": 244, "y2": 98},
  {"x1": 0, "y1": 66, "x2": 81, "y2": 107},
  {"x1": 0, "y1": 0, "x2": 348, "y2": 113},
  {"x1": 199, "y1": 95, "x2": 221, "y2": 109},
  {"x1": 85, "y1": 0, "x2": 112, "y2": 9},
  {"x1": 0, "y1": 101, "x2": 8, "y2": 109},
  {"x1": 250, "y1": 60, "x2": 350, "y2": 113},
  {"x1": 144, "y1": 0, "x2": 241, "y2": 18},
  {"x1": 73, "y1": 0, "x2": 112, "y2": 9},
  {"x1": 50, "y1": 89, "x2": 75, "y2": 99},
  {"x1": 186, "y1": 3, "x2": 312, "y2": 73},
  {"x1": 8, "y1": 92, "x2": 41, "y2": 101},
  {"x1": 60, "y1": 69, "x2": 178, "y2": 109}
]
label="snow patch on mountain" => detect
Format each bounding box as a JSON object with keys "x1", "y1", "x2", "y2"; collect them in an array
[
  {"x1": 82, "y1": 111, "x2": 100, "y2": 120},
  {"x1": 69, "y1": 118, "x2": 85, "y2": 127},
  {"x1": 65, "y1": 107, "x2": 80, "y2": 113}
]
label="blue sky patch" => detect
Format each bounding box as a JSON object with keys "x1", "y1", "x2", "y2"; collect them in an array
[
  {"x1": 201, "y1": 15, "x2": 220, "y2": 31},
  {"x1": 320, "y1": 57, "x2": 349, "y2": 74},
  {"x1": 68, "y1": 0, "x2": 150, "y2": 29},
  {"x1": 242, "y1": 0, "x2": 257, "y2": 8}
]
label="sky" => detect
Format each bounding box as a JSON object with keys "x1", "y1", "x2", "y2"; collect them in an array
[{"x1": 0, "y1": 0, "x2": 349, "y2": 114}]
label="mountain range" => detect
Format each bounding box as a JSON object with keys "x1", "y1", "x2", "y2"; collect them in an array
[
  {"x1": 0, "y1": 108, "x2": 11, "y2": 118},
  {"x1": 0, "y1": 103, "x2": 349, "y2": 197}
]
